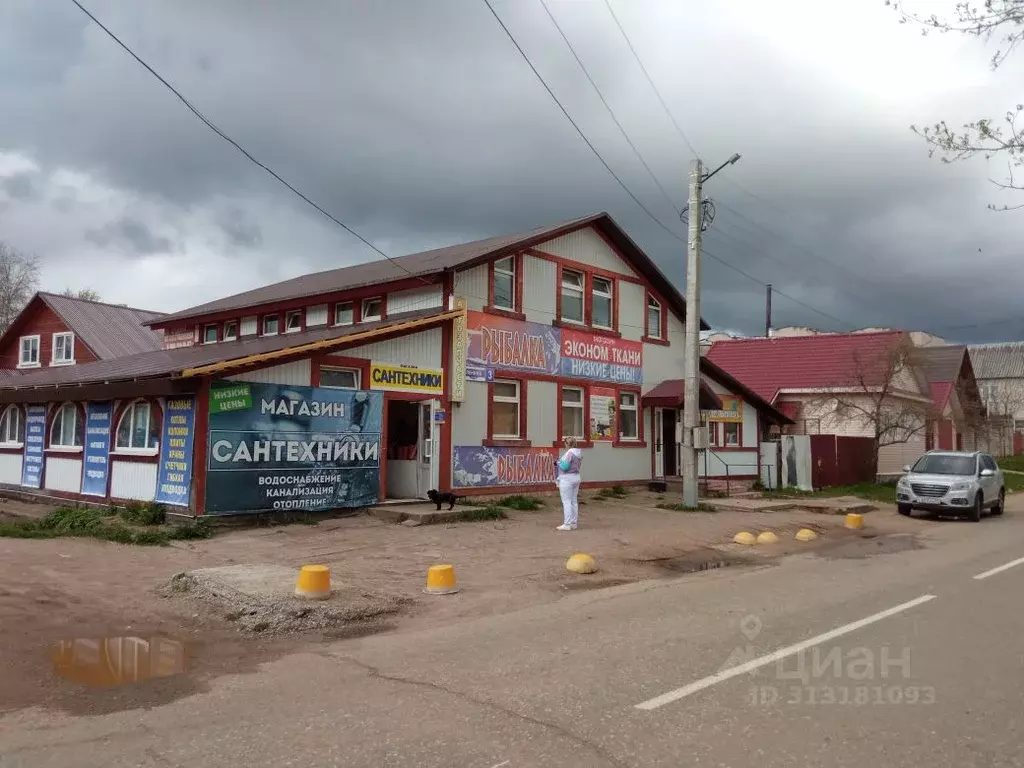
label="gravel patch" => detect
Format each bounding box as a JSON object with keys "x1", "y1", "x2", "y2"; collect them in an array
[{"x1": 165, "y1": 566, "x2": 414, "y2": 634}]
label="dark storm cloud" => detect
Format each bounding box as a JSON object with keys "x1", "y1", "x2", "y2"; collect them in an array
[
  {"x1": 0, "y1": 0, "x2": 1021, "y2": 342},
  {"x1": 1, "y1": 172, "x2": 40, "y2": 202},
  {"x1": 85, "y1": 216, "x2": 174, "y2": 255}
]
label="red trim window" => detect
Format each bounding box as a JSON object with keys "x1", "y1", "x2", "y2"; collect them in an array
[
  {"x1": 202, "y1": 324, "x2": 219, "y2": 344},
  {"x1": 558, "y1": 383, "x2": 589, "y2": 443},
  {"x1": 616, "y1": 389, "x2": 641, "y2": 443},
  {"x1": 558, "y1": 267, "x2": 586, "y2": 326},
  {"x1": 0, "y1": 405, "x2": 24, "y2": 445},
  {"x1": 485, "y1": 378, "x2": 530, "y2": 447},
  {"x1": 115, "y1": 399, "x2": 162, "y2": 453},
  {"x1": 590, "y1": 275, "x2": 615, "y2": 332},
  {"x1": 361, "y1": 296, "x2": 384, "y2": 322},
  {"x1": 487, "y1": 254, "x2": 525, "y2": 319},
  {"x1": 284, "y1": 309, "x2": 303, "y2": 333},
  {"x1": 643, "y1": 291, "x2": 668, "y2": 345},
  {"x1": 49, "y1": 402, "x2": 84, "y2": 450},
  {"x1": 722, "y1": 421, "x2": 741, "y2": 448},
  {"x1": 261, "y1": 314, "x2": 280, "y2": 336},
  {"x1": 223, "y1": 320, "x2": 238, "y2": 341},
  {"x1": 334, "y1": 301, "x2": 355, "y2": 326}
]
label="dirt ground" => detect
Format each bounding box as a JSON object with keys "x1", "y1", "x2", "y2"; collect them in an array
[{"x1": 0, "y1": 489, "x2": 925, "y2": 717}]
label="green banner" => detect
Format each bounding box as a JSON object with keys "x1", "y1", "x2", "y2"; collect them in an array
[{"x1": 210, "y1": 383, "x2": 253, "y2": 414}]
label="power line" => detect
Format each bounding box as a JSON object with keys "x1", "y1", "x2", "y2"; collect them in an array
[
  {"x1": 538, "y1": 0, "x2": 681, "y2": 215},
  {"x1": 601, "y1": 0, "x2": 698, "y2": 158},
  {"x1": 69, "y1": 0, "x2": 428, "y2": 285},
  {"x1": 484, "y1": 0, "x2": 854, "y2": 332}
]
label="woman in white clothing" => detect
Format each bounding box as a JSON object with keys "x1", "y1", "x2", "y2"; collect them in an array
[{"x1": 555, "y1": 436, "x2": 583, "y2": 531}]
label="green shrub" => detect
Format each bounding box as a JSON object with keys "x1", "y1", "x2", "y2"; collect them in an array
[
  {"x1": 494, "y1": 495, "x2": 543, "y2": 511},
  {"x1": 453, "y1": 506, "x2": 507, "y2": 522},
  {"x1": 656, "y1": 502, "x2": 716, "y2": 512},
  {"x1": 119, "y1": 501, "x2": 166, "y2": 526}
]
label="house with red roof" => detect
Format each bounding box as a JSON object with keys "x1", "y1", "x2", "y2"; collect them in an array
[
  {"x1": 911, "y1": 345, "x2": 985, "y2": 453},
  {"x1": 706, "y1": 331, "x2": 936, "y2": 475}
]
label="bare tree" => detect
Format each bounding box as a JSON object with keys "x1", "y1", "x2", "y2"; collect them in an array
[
  {"x1": 889, "y1": 0, "x2": 1024, "y2": 208},
  {"x1": 809, "y1": 340, "x2": 933, "y2": 474},
  {"x1": 0, "y1": 242, "x2": 40, "y2": 334},
  {"x1": 61, "y1": 287, "x2": 101, "y2": 302}
]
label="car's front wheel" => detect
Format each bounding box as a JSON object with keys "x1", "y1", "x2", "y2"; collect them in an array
[
  {"x1": 970, "y1": 493, "x2": 983, "y2": 522},
  {"x1": 897, "y1": 504, "x2": 912, "y2": 517},
  {"x1": 992, "y1": 488, "x2": 1006, "y2": 516}
]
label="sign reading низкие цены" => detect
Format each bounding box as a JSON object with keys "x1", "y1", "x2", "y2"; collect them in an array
[{"x1": 466, "y1": 312, "x2": 643, "y2": 385}]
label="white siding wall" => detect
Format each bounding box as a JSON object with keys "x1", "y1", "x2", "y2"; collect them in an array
[
  {"x1": 522, "y1": 256, "x2": 557, "y2": 321},
  {"x1": 44, "y1": 455, "x2": 81, "y2": 493},
  {"x1": 701, "y1": 375, "x2": 760, "y2": 478},
  {"x1": 388, "y1": 286, "x2": 443, "y2": 315},
  {"x1": 619, "y1": 281, "x2": 645, "y2": 343},
  {"x1": 240, "y1": 316, "x2": 258, "y2": 336},
  {"x1": 110, "y1": 460, "x2": 158, "y2": 501},
  {"x1": 0, "y1": 452, "x2": 22, "y2": 484},
  {"x1": 879, "y1": 438, "x2": 926, "y2": 476},
  {"x1": 225, "y1": 359, "x2": 311, "y2": 386},
  {"x1": 455, "y1": 264, "x2": 489, "y2": 311},
  {"x1": 306, "y1": 304, "x2": 328, "y2": 327},
  {"x1": 537, "y1": 228, "x2": 639, "y2": 277},
  {"x1": 346, "y1": 328, "x2": 443, "y2": 369}
]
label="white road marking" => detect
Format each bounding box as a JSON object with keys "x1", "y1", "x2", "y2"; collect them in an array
[
  {"x1": 634, "y1": 594, "x2": 937, "y2": 711},
  {"x1": 973, "y1": 555, "x2": 1024, "y2": 581},
  {"x1": 489, "y1": 762, "x2": 511, "y2": 768}
]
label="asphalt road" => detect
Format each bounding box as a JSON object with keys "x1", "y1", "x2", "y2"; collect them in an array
[{"x1": 6, "y1": 503, "x2": 1024, "y2": 767}]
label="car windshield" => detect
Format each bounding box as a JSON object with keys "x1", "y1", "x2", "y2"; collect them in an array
[{"x1": 911, "y1": 454, "x2": 976, "y2": 475}]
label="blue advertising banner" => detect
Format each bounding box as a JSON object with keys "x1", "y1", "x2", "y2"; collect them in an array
[
  {"x1": 154, "y1": 397, "x2": 196, "y2": 507},
  {"x1": 452, "y1": 445, "x2": 557, "y2": 489},
  {"x1": 205, "y1": 382, "x2": 383, "y2": 515},
  {"x1": 81, "y1": 403, "x2": 112, "y2": 496},
  {"x1": 21, "y1": 405, "x2": 46, "y2": 488}
]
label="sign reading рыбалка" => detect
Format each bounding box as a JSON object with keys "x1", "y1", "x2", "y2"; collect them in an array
[{"x1": 205, "y1": 382, "x2": 383, "y2": 515}]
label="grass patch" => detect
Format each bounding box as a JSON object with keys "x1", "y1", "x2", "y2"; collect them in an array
[
  {"x1": 458, "y1": 495, "x2": 544, "y2": 511},
  {"x1": 1004, "y1": 473, "x2": 1024, "y2": 493},
  {"x1": 762, "y1": 482, "x2": 897, "y2": 504},
  {"x1": 452, "y1": 506, "x2": 507, "y2": 522},
  {"x1": 656, "y1": 502, "x2": 717, "y2": 512},
  {"x1": 595, "y1": 485, "x2": 630, "y2": 499},
  {"x1": 0, "y1": 505, "x2": 212, "y2": 545},
  {"x1": 117, "y1": 501, "x2": 166, "y2": 526},
  {"x1": 998, "y1": 455, "x2": 1024, "y2": 473}
]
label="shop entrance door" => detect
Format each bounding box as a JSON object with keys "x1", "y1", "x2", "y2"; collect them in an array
[{"x1": 416, "y1": 399, "x2": 440, "y2": 497}]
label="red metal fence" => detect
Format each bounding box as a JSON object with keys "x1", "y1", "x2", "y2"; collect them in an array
[{"x1": 809, "y1": 435, "x2": 875, "y2": 488}]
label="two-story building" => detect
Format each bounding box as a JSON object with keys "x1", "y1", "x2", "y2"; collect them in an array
[{"x1": 0, "y1": 213, "x2": 789, "y2": 515}]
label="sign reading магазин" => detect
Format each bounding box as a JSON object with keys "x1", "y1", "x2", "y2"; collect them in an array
[
  {"x1": 205, "y1": 383, "x2": 383, "y2": 515},
  {"x1": 465, "y1": 311, "x2": 643, "y2": 385}
]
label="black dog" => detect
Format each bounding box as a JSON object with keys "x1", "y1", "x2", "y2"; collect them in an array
[{"x1": 427, "y1": 489, "x2": 459, "y2": 511}]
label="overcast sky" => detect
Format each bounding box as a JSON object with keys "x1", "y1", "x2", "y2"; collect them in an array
[{"x1": 0, "y1": 0, "x2": 1020, "y2": 342}]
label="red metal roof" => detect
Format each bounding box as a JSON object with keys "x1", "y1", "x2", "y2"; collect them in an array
[
  {"x1": 38, "y1": 293, "x2": 165, "y2": 359},
  {"x1": 149, "y1": 212, "x2": 710, "y2": 331},
  {"x1": 705, "y1": 331, "x2": 909, "y2": 403},
  {"x1": 642, "y1": 379, "x2": 723, "y2": 410}
]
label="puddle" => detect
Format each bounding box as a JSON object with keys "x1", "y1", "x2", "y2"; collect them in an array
[
  {"x1": 557, "y1": 577, "x2": 634, "y2": 592},
  {"x1": 818, "y1": 533, "x2": 922, "y2": 560},
  {"x1": 636, "y1": 548, "x2": 753, "y2": 575},
  {"x1": 51, "y1": 635, "x2": 187, "y2": 688}
]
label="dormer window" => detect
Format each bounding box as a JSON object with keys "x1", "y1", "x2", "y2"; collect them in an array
[
  {"x1": 362, "y1": 297, "x2": 383, "y2": 322},
  {"x1": 18, "y1": 336, "x2": 39, "y2": 368},
  {"x1": 262, "y1": 314, "x2": 280, "y2": 336},
  {"x1": 223, "y1": 321, "x2": 238, "y2": 341},
  {"x1": 285, "y1": 310, "x2": 302, "y2": 333},
  {"x1": 335, "y1": 302, "x2": 354, "y2": 326},
  {"x1": 203, "y1": 325, "x2": 218, "y2": 344},
  {"x1": 52, "y1": 332, "x2": 75, "y2": 364}
]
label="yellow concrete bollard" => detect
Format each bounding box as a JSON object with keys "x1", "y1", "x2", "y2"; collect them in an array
[
  {"x1": 795, "y1": 528, "x2": 818, "y2": 542},
  {"x1": 733, "y1": 531, "x2": 757, "y2": 546},
  {"x1": 845, "y1": 513, "x2": 864, "y2": 530},
  {"x1": 566, "y1": 553, "x2": 597, "y2": 574},
  {"x1": 756, "y1": 531, "x2": 779, "y2": 545},
  {"x1": 424, "y1": 564, "x2": 459, "y2": 595},
  {"x1": 294, "y1": 565, "x2": 331, "y2": 600}
]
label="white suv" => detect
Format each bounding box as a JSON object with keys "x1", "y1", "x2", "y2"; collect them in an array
[{"x1": 896, "y1": 451, "x2": 1005, "y2": 522}]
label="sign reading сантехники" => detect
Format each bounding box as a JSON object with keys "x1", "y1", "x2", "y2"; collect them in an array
[{"x1": 205, "y1": 382, "x2": 383, "y2": 515}]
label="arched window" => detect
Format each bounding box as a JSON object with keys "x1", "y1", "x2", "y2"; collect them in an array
[
  {"x1": 0, "y1": 405, "x2": 23, "y2": 444},
  {"x1": 50, "y1": 403, "x2": 83, "y2": 448},
  {"x1": 116, "y1": 400, "x2": 160, "y2": 451}
]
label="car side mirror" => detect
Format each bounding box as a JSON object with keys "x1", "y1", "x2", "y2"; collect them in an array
[
  {"x1": 902, "y1": 465, "x2": 911, "y2": 473},
  {"x1": 981, "y1": 468, "x2": 995, "y2": 477}
]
